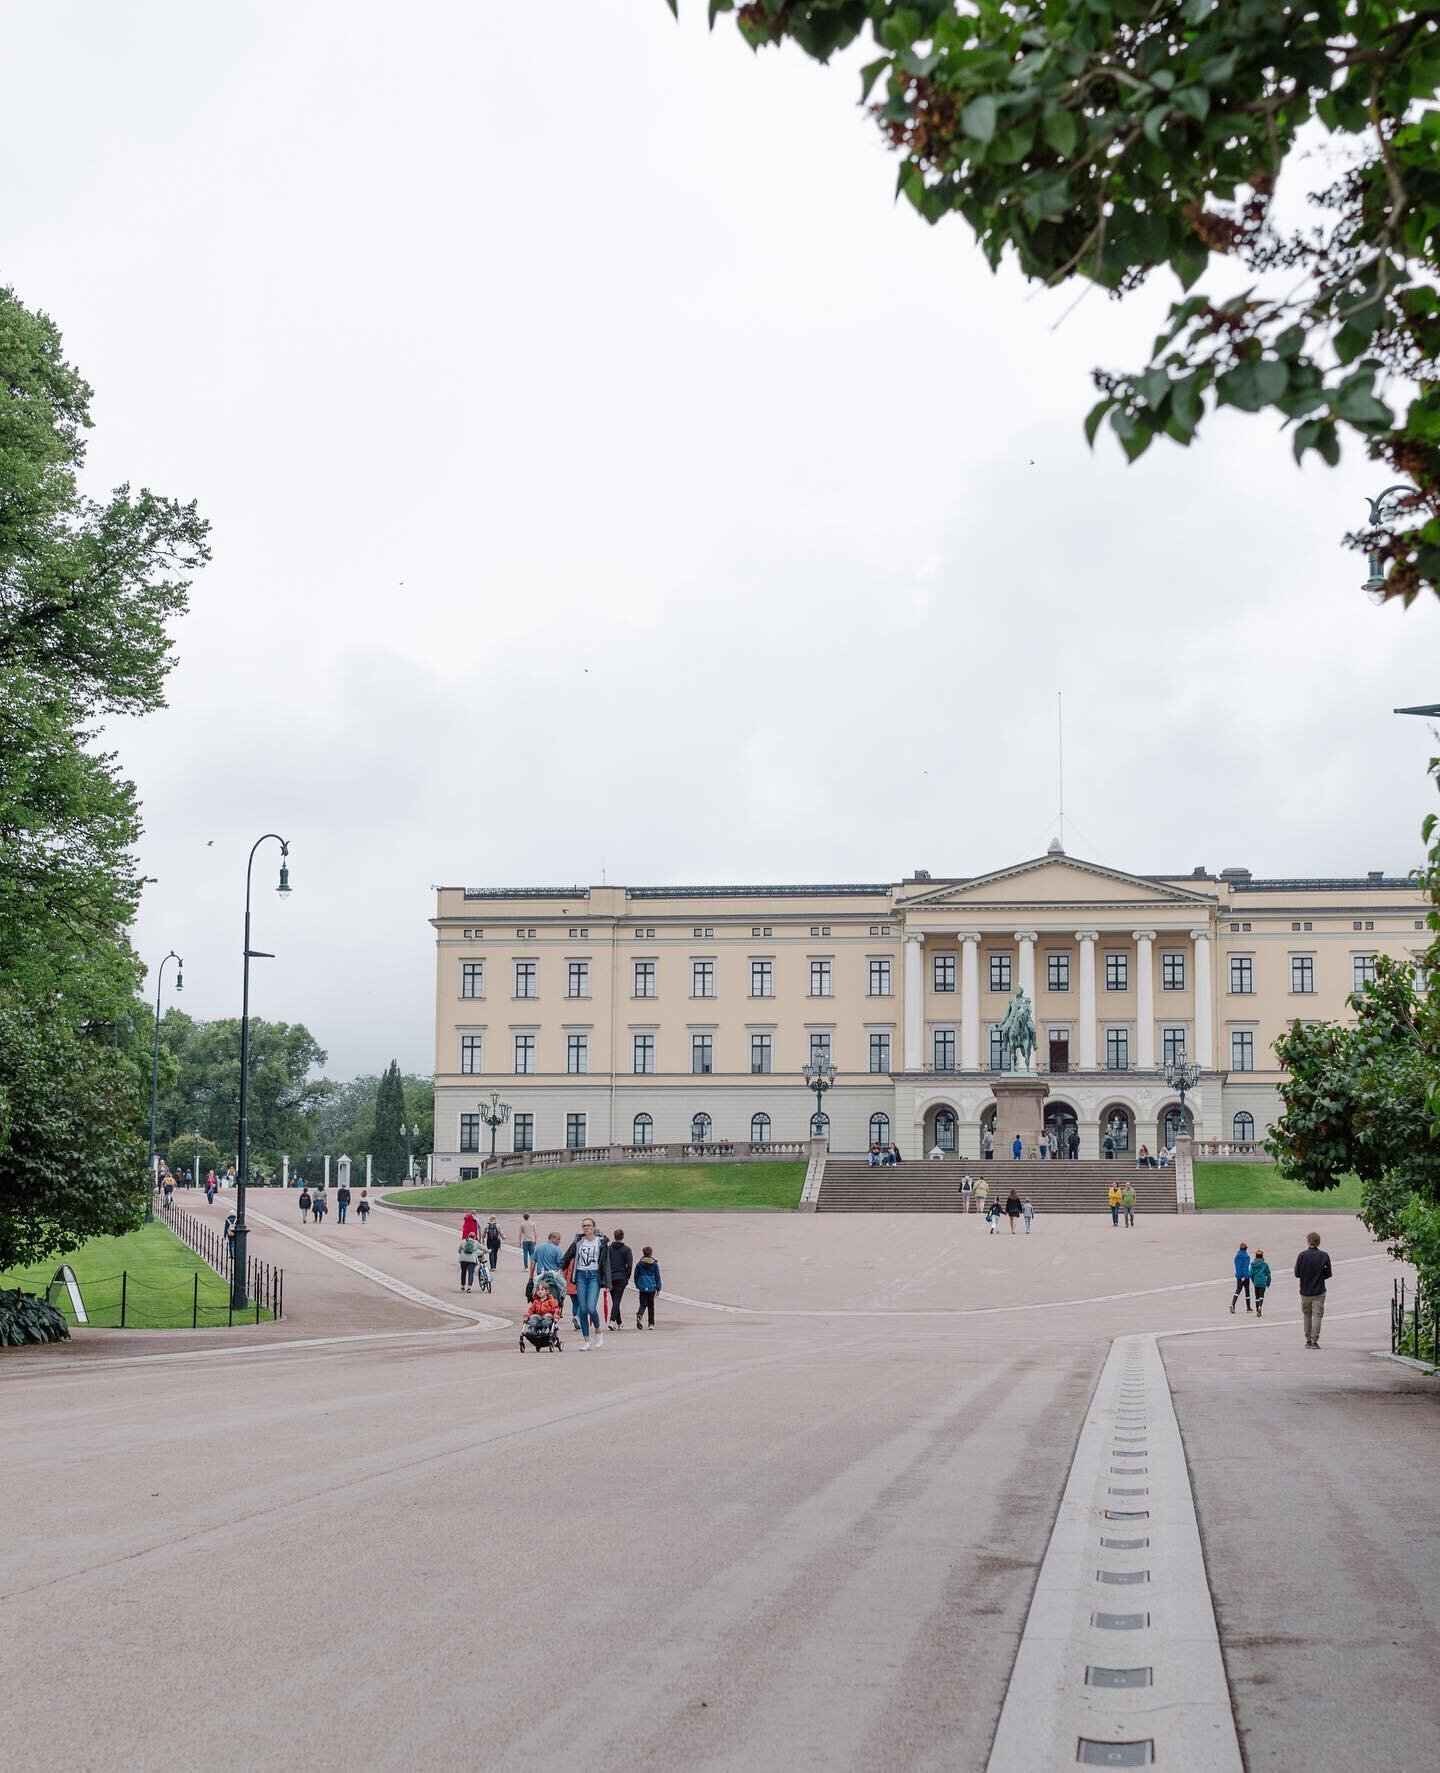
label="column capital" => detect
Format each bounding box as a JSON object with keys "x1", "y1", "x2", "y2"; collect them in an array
[
  {"x1": 1014, "y1": 929, "x2": 1038, "y2": 943},
  {"x1": 958, "y1": 929, "x2": 982, "y2": 945},
  {"x1": 904, "y1": 931, "x2": 926, "y2": 947},
  {"x1": 1189, "y1": 926, "x2": 1211, "y2": 943},
  {"x1": 1132, "y1": 928, "x2": 1157, "y2": 943},
  {"x1": 1076, "y1": 929, "x2": 1100, "y2": 943}
]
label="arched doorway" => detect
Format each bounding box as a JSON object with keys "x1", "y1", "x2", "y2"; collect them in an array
[
  {"x1": 1043, "y1": 1100, "x2": 1077, "y2": 1156},
  {"x1": 1100, "y1": 1103, "x2": 1133, "y2": 1157},
  {"x1": 1159, "y1": 1104, "x2": 1194, "y2": 1148},
  {"x1": 924, "y1": 1104, "x2": 959, "y2": 1153}
]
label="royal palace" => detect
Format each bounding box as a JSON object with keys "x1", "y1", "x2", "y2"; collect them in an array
[{"x1": 428, "y1": 847, "x2": 1428, "y2": 1179}]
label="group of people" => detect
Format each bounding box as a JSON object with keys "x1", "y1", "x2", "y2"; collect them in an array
[
  {"x1": 297, "y1": 1184, "x2": 370, "y2": 1226},
  {"x1": 866, "y1": 1142, "x2": 904, "y2": 1166},
  {"x1": 459, "y1": 1212, "x2": 664, "y2": 1348},
  {"x1": 1107, "y1": 1183, "x2": 1138, "y2": 1226},
  {"x1": 1230, "y1": 1232, "x2": 1333, "y2": 1345},
  {"x1": 953, "y1": 1175, "x2": 1036, "y2": 1232}
]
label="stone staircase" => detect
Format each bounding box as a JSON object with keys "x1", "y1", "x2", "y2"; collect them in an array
[{"x1": 814, "y1": 1156, "x2": 1179, "y2": 1214}]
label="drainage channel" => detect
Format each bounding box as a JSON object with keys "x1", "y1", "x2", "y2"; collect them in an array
[{"x1": 986, "y1": 1333, "x2": 1241, "y2": 1772}]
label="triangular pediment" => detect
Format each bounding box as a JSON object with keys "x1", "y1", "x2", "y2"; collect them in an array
[{"x1": 899, "y1": 854, "x2": 1215, "y2": 910}]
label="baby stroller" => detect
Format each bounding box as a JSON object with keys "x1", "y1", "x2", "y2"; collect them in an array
[{"x1": 519, "y1": 1271, "x2": 563, "y2": 1352}]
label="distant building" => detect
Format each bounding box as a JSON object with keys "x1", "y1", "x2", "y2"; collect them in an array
[{"x1": 429, "y1": 847, "x2": 1428, "y2": 1177}]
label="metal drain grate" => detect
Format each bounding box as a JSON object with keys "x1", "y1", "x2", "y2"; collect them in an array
[{"x1": 1077, "y1": 1738, "x2": 1154, "y2": 1766}]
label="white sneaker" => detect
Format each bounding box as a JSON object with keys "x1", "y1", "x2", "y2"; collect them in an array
[
  {"x1": 580, "y1": 1340, "x2": 591, "y2": 1352},
  {"x1": 594, "y1": 1332, "x2": 604, "y2": 1347}
]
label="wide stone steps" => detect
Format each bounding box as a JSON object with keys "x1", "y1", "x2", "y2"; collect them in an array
[{"x1": 815, "y1": 1157, "x2": 1178, "y2": 1214}]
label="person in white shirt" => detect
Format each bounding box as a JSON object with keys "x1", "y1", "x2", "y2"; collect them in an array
[
  {"x1": 560, "y1": 1217, "x2": 610, "y2": 1350},
  {"x1": 959, "y1": 1173, "x2": 974, "y2": 1211}
]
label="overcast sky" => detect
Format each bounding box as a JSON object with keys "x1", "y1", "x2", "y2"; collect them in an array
[{"x1": 8, "y1": 2, "x2": 1438, "y2": 1079}]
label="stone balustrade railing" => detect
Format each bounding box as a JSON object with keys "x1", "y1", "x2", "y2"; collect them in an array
[
  {"x1": 1192, "y1": 1140, "x2": 1268, "y2": 1161},
  {"x1": 427, "y1": 1139, "x2": 810, "y2": 1177}
]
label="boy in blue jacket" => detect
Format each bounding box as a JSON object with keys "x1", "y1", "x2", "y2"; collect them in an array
[
  {"x1": 1249, "y1": 1249, "x2": 1272, "y2": 1317},
  {"x1": 634, "y1": 1246, "x2": 662, "y2": 1329},
  {"x1": 1230, "y1": 1242, "x2": 1252, "y2": 1314}
]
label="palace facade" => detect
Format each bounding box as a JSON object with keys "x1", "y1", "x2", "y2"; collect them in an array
[{"x1": 429, "y1": 847, "x2": 1428, "y2": 1179}]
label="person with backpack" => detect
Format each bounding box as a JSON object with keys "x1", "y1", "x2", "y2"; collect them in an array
[
  {"x1": 458, "y1": 1229, "x2": 481, "y2": 1292},
  {"x1": 959, "y1": 1173, "x2": 974, "y2": 1212},
  {"x1": 634, "y1": 1247, "x2": 662, "y2": 1329},
  {"x1": 607, "y1": 1229, "x2": 633, "y2": 1329},
  {"x1": 298, "y1": 1186, "x2": 312, "y2": 1224},
  {"x1": 336, "y1": 1181, "x2": 351, "y2": 1224},
  {"x1": 356, "y1": 1190, "x2": 371, "y2": 1225},
  {"x1": 484, "y1": 1216, "x2": 503, "y2": 1271},
  {"x1": 1230, "y1": 1242, "x2": 1253, "y2": 1314},
  {"x1": 1250, "y1": 1249, "x2": 1272, "y2": 1318}
]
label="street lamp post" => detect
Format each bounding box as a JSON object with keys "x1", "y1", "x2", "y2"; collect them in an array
[
  {"x1": 235, "y1": 835, "x2": 291, "y2": 1309},
  {"x1": 1163, "y1": 1053, "x2": 1202, "y2": 1147},
  {"x1": 801, "y1": 1057, "x2": 837, "y2": 1136},
  {"x1": 479, "y1": 1091, "x2": 511, "y2": 1161},
  {"x1": 1361, "y1": 485, "x2": 1417, "y2": 603},
  {"x1": 403, "y1": 1122, "x2": 419, "y2": 1182},
  {"x1": 146, "y1": 950, "x2": 183, "y2": 1220}
]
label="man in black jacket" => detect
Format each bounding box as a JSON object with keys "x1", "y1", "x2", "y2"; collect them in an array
[
  {"x1": 607, "y1": 1229, "x2": 633, "y2": 1330},
  {"x1": 1294, "y1": 1231, "x2": 1333, "y2": 1348}
]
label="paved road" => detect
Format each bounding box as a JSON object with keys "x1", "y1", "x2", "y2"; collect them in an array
[{"x1": 2, "y1": 1205, "x2": 1418, "y2": 1772}]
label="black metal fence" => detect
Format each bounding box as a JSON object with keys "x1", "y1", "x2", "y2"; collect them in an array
[
  {"x1": 1391, "y1": 1276, "x2": 1437, "y2": 1366},
  {"x1": 48, "y1": 1267, "x2": 281, "y2": 1328},
  {"x1": 161, "y1": 1197, "x2": 284, "y2": 1321}
]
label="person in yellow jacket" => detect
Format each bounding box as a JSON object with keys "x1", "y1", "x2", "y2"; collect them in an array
[
  {"x1": 973, "y1": 1175, "x2": 990, "y2": 1217},
  {"x1": 1108, "y1": 1183, "x2": 1123, "y2": 1228}
]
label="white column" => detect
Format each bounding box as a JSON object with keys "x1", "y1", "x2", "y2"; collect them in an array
[
  {"x1": 323, "y1": 1154, "x2": 330, "y2": 1189},
  {"x1": 1134, "y1": 929, "x2": 1155, "y2": 1070},
  {"x1": 1077, "y1": 931, "x2": 1098, "y2": 1069},
  {"x1": 903, "y1": 933, "x2": 924, "y2": 1071},
  {"x1": 282, "y1": 1154, "x2": 290, "y2": 1188},
  {"x1": 366, "y1": 1152, "x2": 373, "y2": 1188},
  {"x1": 1191, "y1": 928, "x2": 1213, "y2": 1068},
  {"x1": 960, "y1": 931, "x2": 981, "y2": 1070},
  {"x1": 1015, "y1": 930, "x2": 1037, "y2": 1004}
]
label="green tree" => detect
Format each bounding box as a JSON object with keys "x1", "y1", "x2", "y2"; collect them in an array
[
  {"x1": 297, "y1": 1069, "x2": 433, "y2": 1169},
  {"x1": 156, "y1": 1014, "x2": 328, "y2": 1169},
  {"x1": 1267, "y1": 757, "x2": 1440, "y2": 1297},
  {"x1": 166, "y1": 1133, "x2": 223, "y2": 1180},
  {"x1": 370, "y1": 1060, "x2": 408, "y2": 1183},
  {"x1": 680, "y1": 2, "x2": 1440, "y2": 601}
]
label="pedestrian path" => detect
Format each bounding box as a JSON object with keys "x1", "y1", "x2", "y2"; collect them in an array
[{"x1": 988, "y1": 1333, "x2": 1241, "y2": 1771}]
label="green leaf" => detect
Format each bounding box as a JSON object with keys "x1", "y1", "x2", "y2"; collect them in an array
[
  {"x1": 1275, "y1": 324, "x2": 1305, "y2": 358},
  {"x1": 1254, "y1": 360, "x2": 1289, "y2": 404},
  {"x1": 1173, "y1": 86, "x2": 1210, "y2": 123},
  {"x1": 1149, "y1": 68, "x2": 1175, "y2": 92},
  {"x1": 961, "y1": 94, "x2": 998, "y2": 144},
  {"x1": 1143, "y1": 104, "x2": 1169, "y2": 146},
  {"x1": 1217, "y1": 362, "x2": 1262, "y2": 412},
  {"x1": 1334, "y1": 374, "x2": 1393, "y2": 426},
  {"x1": 1084, "y1": 397, "x2": 1112, "y2": 446},
  {"x1": 1171, "y1": 238, "x2": 1207, "y2": 291},
  {"x1": 1043, "y1": 108, "x2": 1077, "y2": 155},
  {"x1": 859, "y1": 57, "x2": 891, "y2": 103}
]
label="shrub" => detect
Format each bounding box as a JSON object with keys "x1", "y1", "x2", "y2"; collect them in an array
[{"x1": 0, "y1": 1288, "x2": 71, "y2": 1345}]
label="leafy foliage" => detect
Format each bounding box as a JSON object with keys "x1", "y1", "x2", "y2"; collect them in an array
[
  {"x1": 155, "y1": 1012, "x2": 329, "y2": 1170},
  {"x1": 165, "y1": 1133, "x2": 224, "y2": 1179},
  {"x1": 1268, "y1": 756, "x2": 1440, "y2": 1293},
  {"x1": 369, "y1": 1059, "x2": 409, "y2": 1184},
  {"x1": 680, "y1": 1, "x2": 1440, "y2": 601},
  {"x1": 0, "y1": 1287, "x2": 70, "y2": 1345}
]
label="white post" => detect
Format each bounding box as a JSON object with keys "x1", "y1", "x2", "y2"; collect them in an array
[
  {"x1": 366, "y1": 1153, "x2": 373, "y2": 1188},
  {"x1": 1077, "y1": 930, "x2": 1098, "y2": 1069},
  {"x1": 323, "y1": 1154, "x2": 330, "y2": 1189},
  {"x1": 282, "y1": 1154, "x2": 290, "y2": 1188},
  {"x1": 1015, "y1": 930, "x2": 1037, "y2": 1005},
  {"x1": 903, "y1": 933, "x2": 924, "y2": 1071},
  {"x1": 1191, "y1": 928, "x2": 1214, "y2": 1068},
  {"x1": 960, "y1": 931, "x2": 981, "y2": 1070},
  {"x1": 1134, "y1": 930, "x2": 1155, "y2": 1070}
]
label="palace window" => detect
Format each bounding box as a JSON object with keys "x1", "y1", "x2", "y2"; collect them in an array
[
  {"x1": 514, "y1": 959, "x2": 537, "y2": 999},
  {"x1": 692, "y1": 1033, "x2": 714, "y2": 1075},
  {"x1": 691, "y1": 1112, "x2": 711, "y2": 1144},
  {"x1": 566, "y1": 1033, "x2": 588, "y2": 1075},
  {"x1": 566, "y1": 959, "x2": 589, "y2": 999},
  {"x1": 869, "y1": 957, "x2": 892, "y2": 996},
  {"x1": 934, "y1": 1108, "x2": 957, "y2": 1152},
  {"x1": 809, "y1": 1031, "x2": 832, "y2": 1065},
  {"x1": 459, "y1": 1113, "x2": 480, "y2": 1153},
  {"x1": 750, "y1": 958, "x2": 773, "y2": 997},
  {"x1": 1353, "y1": 953, "x2": 1378, "y2": 990},
  {"x1": 1106, "y1": 1027, "x2": 1130, "y2": 1070},
  {"x1": 1231, "y1": 1030, "x2": 1255, "y2": 1072},
  {"x1": 1229, "y1": 955, "x2": 1254, "y2": 994},
  {"x1": 869, "y1": 1031, "x2": 891, "y2": 1074},
  {"x1": 933, "y1": 1028, "x2": 956, "y2": 1071},
  {"x1": 1047, "y1": 951, "x2": 1070, "y2": 992},
  {"x1": 514, "y1": 1032, "x2": 536, "y2": 1075},
  {"x1": 1291, "y1": 954, "x2": 1315, "y2": 994},
  {"x1": 1161, "y1": 951, "x2": 1185, "y2": 991},
  {"x1": 461, "y1": 961, "x2": 484, "y2": 998},
  {"x1": 1161, "y1": 1027, "x2": 1187, "y2": 1067},
  {"x1": 750, "y1": 1032, "x2": 772, "y2": 1075},
  {"x1": 565, "y1": 1113, "x2": 586, "y2": 1150},
  {"x1": 751, "y1": 1112, "x2": 771, "y2": 1144},
  {"x1": 633, "y1": 1112, "x2": 653, "y2": 1146},
  {"x1": 933, "y1": 952, "x2": 956, "y2": 992},
  {"x1": 869, "y1": 1112, "x2": 891, "y2": 1148},
  {"x1": 692, "y1": 959, "x2": 715, "y2": 998},
  {"x1": 988, "y1": 1025, "x2": 1011, "y2": 1072},
  {"x1": 460, "y1": 1034, "x2": 483, "y2": 1075},
  {"x1": 989, "y1": 951, "x2": 1012, "y2": 992},
  {"x1": 1232, "y1": 1111, "x2": 1255, "y2": 1143},
  {"x1": 632, "y1": 1032, "x2": 655, "y2": 1075},
  {"x1": 809, "y1": 958, "x2": 833, "y2": 997},
  {"x1": 634, "y1": 958, "x2": 656, "y2": 998},
  {"x1": 1105, "y1": 952, "x2": 1129, "y2": 992},
  {"x1": 513, "y1": 1112, "x2": 534, "y2": 1153}
]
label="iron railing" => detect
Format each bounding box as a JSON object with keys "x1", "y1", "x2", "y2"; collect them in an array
[
  {"x1": 161, "y1": 1197, "x2": 284, "y2": 1320},
  {"x1": 1392, "y1": 1276, "x2": 1438, "y2": 1366}
]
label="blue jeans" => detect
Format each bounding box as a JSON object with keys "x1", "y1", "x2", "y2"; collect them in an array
[
  {"x1": 521, "y1": 1241, "x2": 536, "y2": 1266},
  {"x1": 574, "y1": 1270, "x2": 601, "y2": 1337}
]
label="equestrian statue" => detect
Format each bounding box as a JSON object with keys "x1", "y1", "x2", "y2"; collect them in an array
[{"x1": 999, "y1": 987, "x2": 1037, "y2": 1073}]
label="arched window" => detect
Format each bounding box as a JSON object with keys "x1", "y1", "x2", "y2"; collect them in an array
[
  {"x1": 750, "y1": 1112, "x2": 771, "y2": 1145},
  {"x1": 1102, "y1": 1107, "x2": 1132, "y2": 1152},
  {"x1": 811, "y1": 1110, "x2": 830, "y2": 1136},
  {"x1": 691, "y1": 1112, "x2": 711, "y2": 1144},
  {"x1": 935, "y1": 1108, "x2": 957, "y2": 1152},
  {"x1": 869, "y1": 1112, "x2": 891, "y2": 1148},
  {"x1": 632, "y1": 1112, "x2": 653, "y2": 1146},
  {"x1": 1162, "y1": 1106, "x2": 1193, "y2": 1146},
  {"x1": 1232, "y1": 1111, "x2": 1255, "y2": 1144}
]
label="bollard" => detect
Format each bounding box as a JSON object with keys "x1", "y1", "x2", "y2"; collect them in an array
[
  {"x1": 121, "y1": 1270, "x2": 127, "y2": 1329},
  {"x1": 193, "y1": 1271, "x2": 199, "y2": 1328}
]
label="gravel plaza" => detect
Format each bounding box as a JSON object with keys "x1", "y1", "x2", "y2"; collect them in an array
[{"x1": 4, "y1": 1198, "x2": 1437, "y2": 1773}]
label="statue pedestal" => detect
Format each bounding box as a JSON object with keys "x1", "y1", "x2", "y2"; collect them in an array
[{"x1": 992, "y1": 1073, "x2": 1050, "y2": 1158}]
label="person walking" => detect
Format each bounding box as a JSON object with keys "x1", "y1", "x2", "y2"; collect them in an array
[
  {"x1": 336, "y1": 1181, "x2": 351, "y2": 1224},
  {"x1": 1005, "y1": 1189, "x2": 1023, "y2": 1235},
  {"x1": 356, "y1": 1190, "x2": 371, "y2": 1225},
  {"x1": 529, "y1": 1230, "x2": 565, "y2": 1302},
  {"x1": 458, "y1": 1229, "x2": 481, "y2": 1292},
  {"x1": 561, "y1": 1218, "x2": 610, "y2": 1351},
  {"x1": 484, "y1": 1216, "x2": 503, "y2": 1272},
  {"x1": 519, "y1": 1212, "x2": 537, "y2": 1269},
  {"x1": 1067, "y1": 1125, "x2": 1080, "y2": 1161},
  {"x1": 973, "y1": 1175, "x2": 989, "y2": 1218},
  {"x1": 634, "y1": 1246, "x2": 662, "y2": 1329},
  {"x1": 985, "y1": 1198, "x2": 1001, "y2": 1235},
  {"x1": 1230, "y1": 1242, "x2": 1252, "y2": 1313},
  {"x1": 1121, "y1": 1182, "x2": 1136, "y2": 1228},
  {"x1": 1108, "y1": 1182, "x2": 1122, "y2": 1227},
  {"x1": 1011, "y1": 1133, "x2": 1023, "y2": 1160},
  {"x1": 1250, "y1": 1249, "x2": 1272, "y2": 1318},
  {"x1": 1295, "y1": 1231, "x2": 1332, "y2": 1347},
  {"x1": 607, "y1": 1228, "x2": 633, "y2": 1329},
  {"x1": 298, "y1": 1186, "x2": 312, "y2": 1224},
  {"x1": 461, "y1": 1210, "x2": 480, "y2": 1244},
  {"x1": 205, "y1": 1171, "x2": 218, "y2": 1205},
  {"x1": 959, "y1": 1173, "x2": 974, "y2": 1212},
  {"x1": 313, "y1": 1188, "x2": 328, "y2": 1225},
  {"x1": 982, "y1": 1126, "x2": 994, "y2": 1162},
  {"x1": 1022, "y1": 1197, "x2": 1035, "y2": 1235}
]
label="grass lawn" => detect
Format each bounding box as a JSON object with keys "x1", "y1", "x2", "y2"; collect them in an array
[
  {"x1": 0, "y1": 1220, "x2": 272, "y2": 1328},
  {"x1": 1194, "y1": 1161, "x2": 1362, "y2": 1213},
  {"x1": 383, "y1": 1160, "x2": 807, "y2": 1213}
]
